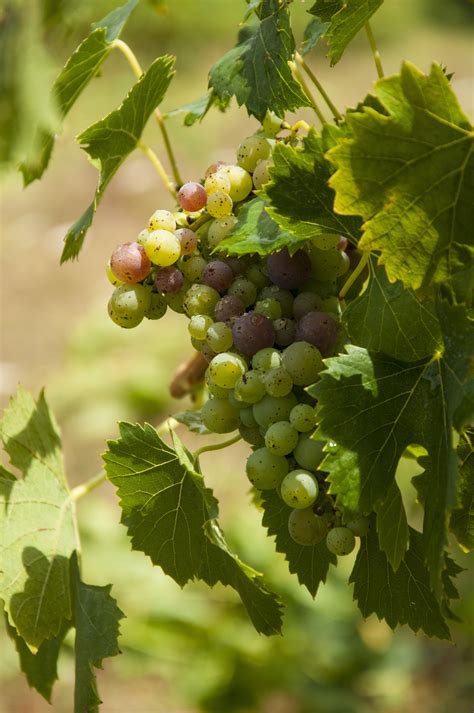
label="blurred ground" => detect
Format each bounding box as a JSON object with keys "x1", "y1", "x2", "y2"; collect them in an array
[{"x1": 0, "y1": 1, "x2": 473, "y2": 712}]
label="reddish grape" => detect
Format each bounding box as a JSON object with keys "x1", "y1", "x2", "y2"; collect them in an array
[
  {"x1": 232, "y1": 312, "x2": 275, "y2": 357},
  {"x1": 214, "y1": 295, "x2": 246, "y2": 322},
  {"x1": 337, "y1": 237, "x2": 348, "y2": 251},
  {"x1": 224, "y1": 256, "x2": 249, "y2": 276},
  {"x1": 177, "y1": 182, "x2": 208, "y2": 212},
  {"x1": 202, "y1": 260, "x2": 234, "y2": 292},
  {"x1": 266, "y1": 248, "x2": 312, "y2": 289},
  {"x1": 204, "y1": 160, "x2": 228, "y2": 178},
  {"x1": 154, "y1": 267, "x2": 184, "y2": 294},
  {"x1": 110, "y1": 242, "x2": 151, "y2": 284},
  {"x1": 175, "y1": 227, "x2": 198, "y2": 255},
  {"x1": 295, "y1": 311, "x2": 338, "y2": 356}
]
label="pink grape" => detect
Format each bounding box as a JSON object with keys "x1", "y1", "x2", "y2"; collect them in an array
[
  {"x1": 110, "y1": 242, "x2": 151, "y2": 284},
  {"x1": 266, "y1": 248, "x2": 312, "y2": 289},
  {"x1": 177, "y1": 182, "x2": 208, "y2": 212},
  {"x1": 175, "y1": 228, "x2": 198, "y2": 255}
]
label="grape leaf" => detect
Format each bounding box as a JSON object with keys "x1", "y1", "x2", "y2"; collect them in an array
[
  {"x1": 174, "y1": 410, "x2": 210, "y2": 435},
  {"x1": 373, "y1": 480, "x2": 408, "y2": 571},
  {"x1": 343, "y1": 260, "x2": 441, "y2": 362},
  {"x1": 309, "y1": 0, "x2": 383, "y2": 65},
  {"x1": 218, "y1": 197, "x2": 303, "y2": 256},
  {"x1": 449, "y1": 430, "x2": 473, "y2": 551},
  {"x1": 350, "y1": 520, "x2": 451, "y2": 638},
  {"x1": 261, "y1": 490, "x2": 336, "y2": 597},
  {"x1": 20, "y1": 0, "x2": 139, "y2": 185},
  {"x1": 440, "y1": 553, "x2": 463, "y2": 622},
  {"x1": 208, "y1": 0, "x2": 310, "y2": 121},
  {"x1": 0, "y1": 387, "x2": 76, "y2": 648},
  {"x1": 262, "y1": 129, "x2": 361, "y2": 246},
  {"x1": 103, "y1": 423, "x2": 283, "y2": 635},
  {"x1": 327, "y1": 62, "x2": 474, "y2": 291},
  {"x1": 5, "y1": 616, "x2": 67, "y2": 703},
  {"x1": 61, "y1": 55, "x2": 175, "y2": 263},
  {"x1": 310, "y1": 299, "x2": 473, "y2": 582},
  {"x1": 72, "y1": 555, "x2": 124, "y2": 713},
  {"x1": 301, "y1": 17, "x2": 329, "y2": 56}
]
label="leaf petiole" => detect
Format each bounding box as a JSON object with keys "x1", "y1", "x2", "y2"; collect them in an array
[
  {"x1": 364, "y1": 21, "x2": 384, "y2": 79},
  {"x1": 288, "y1": 60, "x2": 327, "y2": 126},
  {"x1": 138, "y1": 141, "x2": 177, "y2": 198},
  {"x1": 71, "y1": 471, "x2": 107, "y2": 501},
  {"x1": 193, "y1": 434, "x2": 242, "y2": 458},
  {"x1": 295, "y1": 52, "x2": 343, "y2": 123},
  {"x1": 339, "y1": 251, "x2": 370, "y2": 299}
]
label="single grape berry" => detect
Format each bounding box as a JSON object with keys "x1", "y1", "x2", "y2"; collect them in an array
[
  {"x1": 266, "y1": 248, "x2": 311, "y2": 289},
  {"x1": 252, "y1": 393, "x2": 297, "y2": 429},
  {"x1": 252, "y1": 159, "x2": 272, "y2": 189},
  {"x1": 188, "y1": 314, "x2": 214, "y2": 340},
  {"x1": 202, "y1": 397, "x2": 239, "y2": 433},
  {"x1": 293, "y1": 432, "x2": 324, "y2": 471},
  {"x1": 265, "y1": 421, "x2": 299, "y2": 456},
  {"x1": 293, "y1": 292, "x2": 325, "y2": 320},
  {"x1": 204, "y1": 160, "x2": 228, "y2": 178},
  {"x1": 346, "y1": 516, "x2": 370, "y2": 537},
  {"x1": 288, "y1": 508, "x2": 328, "y2": 546},
  {"x1": 206, "y1": 322, "x2": 233, "y2": 352},
  {"x1": 154, "y1": 267, "x2": 184, "y2": 294},
  {"x1": 183, "y1": 284, "x2": 220, "y2": 316},
  {"x1": 207, "y1": 190, "x2": 233, "y2": 218},
  {"x1": 175, "y1": 227, "x2": 198, "y2": 255},
  {"x1": 108, "y1": 284, "x2": 151, "y2": 328},
  {"x1": 227, "y1": 277, "x2": 257, "y2": 307},
  {"x1": 232, "y1": 312, "x2": 275, "y2": 357},
  {"x1": 143, "y1": 230, "x2": 181, "y2": 267},
  {"x1": 181, "y1": 255, "x2": 207, "y2": 283},
  {"x1": 214, "y1": 295, "x2": 245, "y2": 322},
  {"x1": 289, "y1": 404, "x2": 316, "y2": 433},
  {"x1": 178, "y1": 182, "x2": 208, "y2": 212},
  {"x1": 202, "y1": 261, "x2": 234, "y2": 292},
  {"x1": 207, "y1": 216, "x2": 238, "y2": 249},
  {"x1": 295, "y1": 311, "x2": 339, "y2": 357},
  {"x1": 145, "y1": 293, "x2": 167, "y2": 320},
  {"x1": 110, "y1": 242, "x2": 151, "y2": 284},
  {"x1": 262, "y1": 367, "x2": 293, "y2": 397},
  {"x1": 273, "y1": 318, "x2": 296, "y2": 347},
  {"x1": 236, "y1": 135, "x2": 271, "y2": 173},
  {"x1": 246, "y1": 447, "x2": 288, "y2": 489},
  {"x1": 148, "y1": 209, "x2": 176, "y2": 233},
  {"x1": 281, "y1": 469, "x2": 319, "y2": 509},
  {"x1": 208, "y1": 352, "x2": 246, "y2": 389},
  {"x1": 281, "y1": 341, "x2": 323, "y2": 386},
  {"x1": 326, "y1": 527, "x2": 356, "y2": 556}
]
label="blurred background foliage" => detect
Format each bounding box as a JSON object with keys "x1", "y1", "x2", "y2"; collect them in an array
[{"x1": 0, "y1": 0, "x2": 473, "y2": 711}]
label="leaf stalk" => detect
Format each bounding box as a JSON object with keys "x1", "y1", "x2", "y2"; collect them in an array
[
  {"x1": 339, "y1": 251, "x2": 370, "y2": 299},
  {"x1": 295, "y1": 52, "x2": 343, "y2": 123},
  {"x1": 288, "y1": 60, "x2": 327, "y2": 126},
  {"x1": 364, "y1": 22, "x2": 384, "y2": 79},
  {"x1": 194, "y1": 434, "x2": 242, "y2": 458}
]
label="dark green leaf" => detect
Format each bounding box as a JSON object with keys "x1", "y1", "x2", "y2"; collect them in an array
[
  {"x1": 20, "y1": 0, "x2": 139, "y2": 184},
  {"x1": 209, "y1": 0, "x2": 310, "y2": 121},
  {"x1": 174, "y1": 410, "x2": 210, "y2": 435},
  {"x1": 309, "y1": 0, "x2": 383, "y2": 64},
  {"x1": 104, "y1": 423, "x2": 283, "y2": 635},
  {"x1": 301, "y1": 17, "x2": 329, "y2": 56},
  {"x1": 343, "y1": 260, "x2": 442, "y2": 361},
  {"x1": 449, "y1": 430, "x2": 473, "y2": 551},
  {"x1": 165, "y1": 92, "x2": 221, "y2": 126},
  {"x1": 261, "y1": 490, "x2": 336, "y2": 597},
  {"x1": 373, "y1": 481, "x2": 408, "y2": 571},
  {"x1": 440, "y1": 553, "x2": 463, "y2": 621},
  {"x1": 263, "y1": 129, "x2": 361, "y2": 246},
  {"x1": 73, "y1": 555, "x2": 124, "y2": 713},
  {"x1": 327, "y1": 62, "x2": 474, "y2": 292},
  {"x1": 350, "y1": 520, "x2": 451, "y2": 638},
  {"x1": 61, "y1": 55, "x2": 175, "y2": 263}
]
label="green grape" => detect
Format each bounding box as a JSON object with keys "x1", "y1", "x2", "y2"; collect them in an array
[
  {"x1": 259, "y1": 285, "x2": 293, "y2": 317},
  {"x1": 188, "y1": 314, "x2": 214, "y2": 340},
  {"x1": 281, "y1": 469, "x2": 319, "y2": 509},
  {"x1": 190, "y1": 336, "x2": 205, "y2": 351},
  {"x1": 202, "y1": 397, "x2": 239, "y2": 433},
  {"x1": 234, "y1": 370, "x2": 266, "y2": 404},
  {"x1": 310, "y1": 246, "x2": 350, "y2": 280},
  {"x1": 326, "y1": 527, "x2": 356, "y2": 556},
  {"x1": 264, "y1": 421, "x2": 299, "y2": 456},
  {"x1": 204, "y1": 171, "x2": 231, "y2": 195},
  {"x1": 252, "y1": 348, "x2": 282, "y2": 372},
  {"x1": 246, "y1": 447, "x2": 289, "y2": 489},
  {"x1": 227, "y1": 277, "x2": 257, "y2": 307},
  {"x1": 288, "y1": 509, "x2": 328, "y2": 546},
  {"x1": 136, "y1": 228, "x2": 150, "y2": 247},
  {"x1": 252, "y1": 159, "x2": 272, "y2": 190},
  {"x1": 281, "y1": 341, "x2": 323, "y2": 386},
  {"x1": 255, "y1": 298, "x2": 282, "y2": 321},
  {"x1": 208, "y1": 352, "x2": 246, "y2": 389},
  {"x1": 228, "y1": 391, "x2": 249, "y2": 410},
  {"x1": 261, "y1": 110, "x2": 282, "y2": 137},
  {"x1": 311, "y1": 233, "x2": 341, "y2": 251},
  {"x1": 218, "y1": 165, "x2": 253, "y2": 202},
  {"x1": 206, "y1": 375, "x2": 230, "y2": 399},
  {"x1": 106, "y1": 260, "x2": 124, "y2": 287},
  {"x1": 245, "y1": 264, "x2": 270, "y2": 289},
  {"x1": 253, "y1": 393, "x2": 297, "y2": 429},
  {"x1": 207, "y1": 216, "x2": 238, "y2": 250},
  {"x1": 239, "y1": 423, "x2": 265, "y2": 446},
  {"x1": 108, "y1": 284, "x2": 151, "y2": 329},
  {"x1": 144, "y1": 292, "x2": 167, "y2": 320},
  {"x1": 173, "y1": 211, "x2": 189, "y2": 227},
  {"x1": 294, "y1": 432, "x2": 324, "y2": 471},
  {"x1": 236, "y1": 135, "x2": 271, "y2": 172},
  {"x1": 289, "y1": 404, "x2": 316, "y2": 432},
  {"x1": 240, "y1": 406, "x2": 258, "y2": 428},
  {"x1": 148, "y1": 209, "x2": 176, "y2": 233},
  {"x1": 301, "y1": 278, "x2": 337, "y2": 299},
  {"x1": 346, "y1": 516, "x2": 370, "y2": 537},
  {"x1": 206, "y1": 321, "x2": 233, "y2": 352},
  {"x1": 181, "y1": 255, "x2": 207, "y2": 282},
  {"x1": 184, "y1": 284, "x2": 220, "y2": 316},
  {"x1": 207, "y1": 190, "x2": 233, "y2": 218},
  {"x1": 262, "y1": 367, "x2": 293, "y2": 397},
  {"x1": 143, "y1": 229, "x2": 181, "y2": 266},
  {"x1": 322, "y1": 296, "x2": 340, "y2": 317},
  {"x1": 166, "y1": 285, "x2": 188, "y2": 314}
]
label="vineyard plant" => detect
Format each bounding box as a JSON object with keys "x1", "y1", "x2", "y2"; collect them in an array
[{"x1": 1, "y1": 0, "x2": 473, "y2": 711}]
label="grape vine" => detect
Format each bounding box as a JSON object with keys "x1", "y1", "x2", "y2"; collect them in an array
[{"x1": 1, "y1": 0, "x2": 473, "y2": 710}]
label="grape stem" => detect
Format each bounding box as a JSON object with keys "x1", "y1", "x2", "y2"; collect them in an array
[
  {"x1": 138, "y1": 142, "x2": 177, "y2": 199},
  {"x1": 288, "y1": 60, "x2": 327, "y2": 126},
  {"x1": 364, "y1": 22, "x2": 384, "y2": 79},
  {"x1": 338, "y1": 252, "x2": 370, "y2": 300},
  {"x1": 193, "y1": 434, "x2": 242, "y2": 458},
  {"x1": 295, "y1": 53, "x2": 343, "y2": 123},
  {"x1": 111, "y1": 39, "x2": 183, "y2": 188},
  {"x1": 71, "y1": 470, "x2": 107, "y2": 501}
]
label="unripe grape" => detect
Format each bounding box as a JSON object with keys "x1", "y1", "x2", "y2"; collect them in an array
[
  {"x1": 207, "y1": 215, "x2": 238, "y2": 249},
  {"x1": 294, "y1": 432, "x2": 324, "y2": 471},
  {"x1": 310, "y1": 245, "x2": 350, "y2": 280},
  {"x1": 218, "y1": 165, "x2": 253, "y2": 202},
  {"x1": 181, "y1": 254, "x2": 207, "y2": 283},
  {"x1": 108, "y1": 284, "x2": 151, "y2": 328},
  {"x1": 205, "y1": 160, "x2": 228, "y2": 178},
  {"x1": 281, "y1": 469, "x2": 319, "y2": 508},
  {"x1": 259, "y1": 285, "x2": 294, "y2": 317},
  {"x1": 253, "y1": 159, "x2": 272, "y2": 189},
  {"x1": 262, "y1": 367, "x2": 293, "y2": 397},
  {"x1": 282, "y1": 341, "x2": 323, "y2": 386},
  {"x1": 240, "y1": 406, "x2": 258, "y2": 428},
  {"x1": 289, "y1": 404, "x2": 316, "y2": 432},
  {"x1": 110, "y1": 242, "x2": 151, "y2": 283},
  {"x1": 288, "y1": 509, "x2": 328, "y2": 546},
  {"x1": 246, "y1": 447, "x2": 288, "y2": 489},
  {"x1": 145, "y1": 292, "x2": 167, "y2": 320},
  {"x1": 178, "y1": 182, "x2": 208, "y2": 212},
  {"x1": 246, "y1": 264, "x2": 270, "y2": 289},
  {"x1": 206, "y1": 322, "x2": 233, "y2": 352},
  {"x1": 204, "y1": 171, "x2": 231, "y2": 194},
  {"x1": 207, "y1": 191, "x2": 233, "y2": 218},
  {"x1": 143, "y1": 230, "x2": 181, "y2": 267},
  {"x1": 228, "y1": 278, "x2": 257, "y2": 308},
  {"x1": 106, "y1": 260, "x2": 124, "y2": 287},
  {"x1": 148, "y1": 209, "x2": 176, "y2": 233},
  {"x1": 184, "y1": 284, "x2": 220, "y2": 316},
  {"x1": 265, "y1": 421, "x2": 299, "y2": 456},
  {"x1": 239, "y1": 423, "x2": 265, "y2": 446},
  {"x1": 208, "y1": 352, "x2": 246, "y2": 389},
  {"x1": 234, "y1": 370, "x2": 266, "y2": 404},
  {"x1": 253, "y1": 393, "x2": 297, "y2": 429},
  {"x1": 188, "y1": 314, "x2": 214, "y2": 340},
  {"x1": 346, "y1": 516, "x2": 370, "y2": 537},
  {"x1": 136, "y1": 228, "x2": 150, "y2": 247},
  {"x1": 255, "y1": 298, "x2": 281, "y2": 321},
  {"x1": 273, "y1": 318, "x2": 296, "y2": 347},
  {"x1": 173, "y1": 211, "x2": 189, "y2": 227},
  {"x1": 251, "y1": 347, "x2": 282, "y2": 372},
  {"x1": 175, "y1": 227, "x2": 198, "y2": 255},
  {"x1": 326, "y1": 527, "x2": 356, "y2": 556},
  {"x1": 293, "y1": 292, "x2": 325, "y2": 320},
  {"x1": 202, "y1": 397, "x2": 239, "y2": 433},
  {"x1": 236, "y1": 135, "x2": 271, "y2": 172}
]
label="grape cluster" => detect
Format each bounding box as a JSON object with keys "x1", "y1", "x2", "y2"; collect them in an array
[{"x1": 105, "y1": 124, "x2": 368, "y2": 556}]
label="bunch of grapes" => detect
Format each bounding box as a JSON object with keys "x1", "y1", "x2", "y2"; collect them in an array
[{"x1": 105, "y1": 124, "x2": 368, "y2": 556}]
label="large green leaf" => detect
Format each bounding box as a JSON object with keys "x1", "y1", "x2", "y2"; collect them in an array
[
  {"x1": 209, "y1": 0, "x2": 310, "y2": 120},
  {"x1": 327, "y1": 62, "x2": 474, "y2": 291},
  {"x1": 0, "y1": 388, "x2": 76, "y2": 648},
  {"x1": 343, "y1": 261, "x2": 441, "y2": 361},
  {"x1": 450, "y1": 430, "x2": 473, "y2": 551},
  {"x1": 350, "y1": 520, "x2": 452, "y2": 638},
  {"x1": 103, "y1": 423, "x2": 283, "y2": 635},
  {"x1": 309, "y1": 0, "x2": 383, "y2": 65},
  {"x1": 261, "y1": 490, "x2": 336, "y2": 597},
  {"x1": 310, "y1": 299, "x2": 473, "y2": 582},
  {"x1": 263, "y1": 129, "x2": 361, "y2": 246},
  {"x1": 20, "y1": 0, "x2": 139, "y2": 184},
  {"x1": 373, "y1": 481, "x2": 408, "y2": 572},
  {"x1": 61, "y1": 55, "x2": 175, "y2": 263}
]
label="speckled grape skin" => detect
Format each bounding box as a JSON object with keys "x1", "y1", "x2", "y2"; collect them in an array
[
  {"x1": 110, "y1": 242, "x2": 151, "y2": 284},
  {"x1": 326, "y1": 527, "x2": 356, "y2": 555},
  {"x1": 288, "y1": 508, "x2": 328, "y2": 546},
  {"x1": 178, "y1": 182, "x2": 208, "y2": 212}
]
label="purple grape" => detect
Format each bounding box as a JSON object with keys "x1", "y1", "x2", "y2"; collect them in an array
[
  {"x1": 232, "y1": 312, "x2": 275, "y2": 357},
  {"x1": 273, "y1": 318, "x2": 296, "y2": 346},
  {"x1": 266, "y1": 248, "x2": 311, "y2": 289},
  {"x1": 214, "y1": 295, "x2": 245, "y2": 322},
  {"x1": 293, "y1": 292, "x2": 325, "y2": 320},
  {"x1": 202, "y1": 260, "x2": 234, "y2": 292},
  {"x1": 224, "y1": 256, "x2": 249, "y2": 276},
  {"x1": 154, "y1": 266, "x2": 184, "y2": 294},
  {"x1": 295, "y1": 311, "x2": 338, "y2": 357},
  {"x1": 110, "y1": 242, "x2": 151, "y2": 284},
  {"x1": 178, "y1": 182, "x2": 208, "y2": 212}
]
